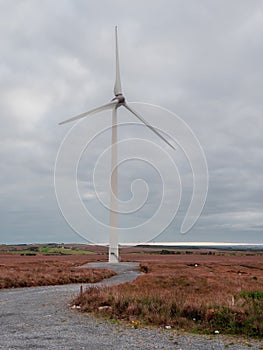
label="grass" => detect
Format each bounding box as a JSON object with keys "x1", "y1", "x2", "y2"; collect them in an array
[
  {"x1": 73, "y1": 254, "x2": 263, "y2": 338},
  {"x1": 39, "y1": 247, "x2": 95, "y2": 255},
  {"x1": 0, "y1": 254, "x2": 115, "y2": 288},
  {"x1": 6, "y1": 247, "x2": 96, "y2": 256},
  {"x1": 1, "y1": 247, "x2": 262, "y2": 337}
]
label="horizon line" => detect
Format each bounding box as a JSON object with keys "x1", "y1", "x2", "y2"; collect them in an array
[{"x1": 2, "y1": 241, "x2": 263, "y2": 246}]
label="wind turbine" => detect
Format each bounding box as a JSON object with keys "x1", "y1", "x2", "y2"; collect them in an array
[{"x1": 59, "y1": 27, "x2": 175, "y2": 263}]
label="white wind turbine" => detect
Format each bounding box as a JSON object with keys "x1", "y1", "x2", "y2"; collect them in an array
[{"x1": 59, "y1": 27, "x2": 175, "y2": 263}]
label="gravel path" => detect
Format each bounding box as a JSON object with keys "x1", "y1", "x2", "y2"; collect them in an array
[{"x1": 0, "y1": 262, "x2": 262, "y2": 349}]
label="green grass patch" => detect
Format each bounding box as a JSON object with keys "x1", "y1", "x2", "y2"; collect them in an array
[
  {"x1": 240, "y1": 291, "x2": 263, "y2": 300},
  {"x1": 40, "y1": 247, "x2": 95, "y2": 255}
]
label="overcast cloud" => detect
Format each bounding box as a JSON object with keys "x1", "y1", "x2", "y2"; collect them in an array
[{"x1": 0, "y1": 0, "x2": 262, "y2": 244}]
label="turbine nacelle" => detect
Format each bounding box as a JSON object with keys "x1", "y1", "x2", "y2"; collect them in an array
[{"x1": 111, "y1": 93, "x2": 125, "y2": 105}]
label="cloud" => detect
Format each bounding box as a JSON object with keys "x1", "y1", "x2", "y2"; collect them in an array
[{"x1": 0, "y1": 0, "x2": 262, "y2": 244}]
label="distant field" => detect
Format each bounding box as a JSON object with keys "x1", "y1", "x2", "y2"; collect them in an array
[{"x1": 0, "y1": 243, "x2": 106, "y2": 256}]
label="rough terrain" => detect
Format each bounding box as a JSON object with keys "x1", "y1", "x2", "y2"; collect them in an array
[{"x1": 0, "y1": 262, "x2": 262, "y2": 349}]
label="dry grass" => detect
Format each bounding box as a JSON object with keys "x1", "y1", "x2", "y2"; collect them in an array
[
  {"x1": 74, "y1": 253, "x2": 263, "y2": 337},
  {"x1": 0, "y1": 254, "x2": 114, "y2": 288},
  {"x1": 1, "y1": 248, "x2": 262, "y2": 336}
]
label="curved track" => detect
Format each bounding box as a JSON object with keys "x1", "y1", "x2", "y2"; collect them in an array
[{"x1": 0, "y1": 262, "x2": 261, "y2": 349}]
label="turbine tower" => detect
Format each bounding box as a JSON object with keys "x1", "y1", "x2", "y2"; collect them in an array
[{"x1": 59, "y1": 27, "x2": 175, "y2": 263}]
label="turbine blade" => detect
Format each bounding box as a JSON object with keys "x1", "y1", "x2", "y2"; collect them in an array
[
  {"x1": 124, "y1": 104, "x2": 176, "y2": 150},
  {"x1": 59, "y1": 101, "x2": 117, "y2": 125},
  {"x1": 114, "y1": 26, "x2": 122, "y2": 96}
]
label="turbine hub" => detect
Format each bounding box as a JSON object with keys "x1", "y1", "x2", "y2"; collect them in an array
[{"x1": 112, "y1": 93, "x2": 125, "y2": 104}]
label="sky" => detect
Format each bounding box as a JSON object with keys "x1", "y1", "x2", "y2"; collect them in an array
[{"x1": 1, "y1": 0, "x2": 263, "y2": 244}]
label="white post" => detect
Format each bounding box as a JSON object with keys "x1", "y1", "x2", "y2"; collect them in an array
[{"x1": 109, "y1": 106, "x2": 119, "y2": 263}]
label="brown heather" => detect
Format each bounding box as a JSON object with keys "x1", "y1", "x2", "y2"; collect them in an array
[
  {"x1": 74, "y1": 252, "x2": 263, "y2": 337},
  {"x1": 0, "y1": 254, "x2": 115, "y2": 288}
]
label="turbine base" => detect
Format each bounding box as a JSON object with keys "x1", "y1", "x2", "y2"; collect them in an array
[{"x1": 109, "y1": 247, "x2": 119, "y2": 263}]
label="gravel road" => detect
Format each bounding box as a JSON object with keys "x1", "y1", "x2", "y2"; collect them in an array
[{"x1": 0, "y1": 262, "x2": 262, "y2": 349}]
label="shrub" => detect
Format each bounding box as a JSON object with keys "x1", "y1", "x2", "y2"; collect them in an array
[{"x1": 139, "y1": 264, "x2": 150, "y2": 273}]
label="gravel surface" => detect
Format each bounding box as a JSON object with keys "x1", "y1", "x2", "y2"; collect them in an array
[{"x1": 0, "y1": 262, "x2": 262, "y2": 349}]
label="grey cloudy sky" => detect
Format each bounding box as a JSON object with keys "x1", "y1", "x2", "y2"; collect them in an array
[{"x1": 1, "y1": 0, "x2": 262, "y2": 244}]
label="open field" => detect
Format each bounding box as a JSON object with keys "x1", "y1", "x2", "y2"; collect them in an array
[
  {"x1": 0, "y1": 243, "x2": 108, "y2": 255},
  {"x1": 73, "y1": 251, "x2": 263, "y2": 337},
  {"x1": 0, "y1": 253, "x2": 114, "y2": 288},
  {"x1": 1, "y1": 245, "x2": 262, "y2": 337}
]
